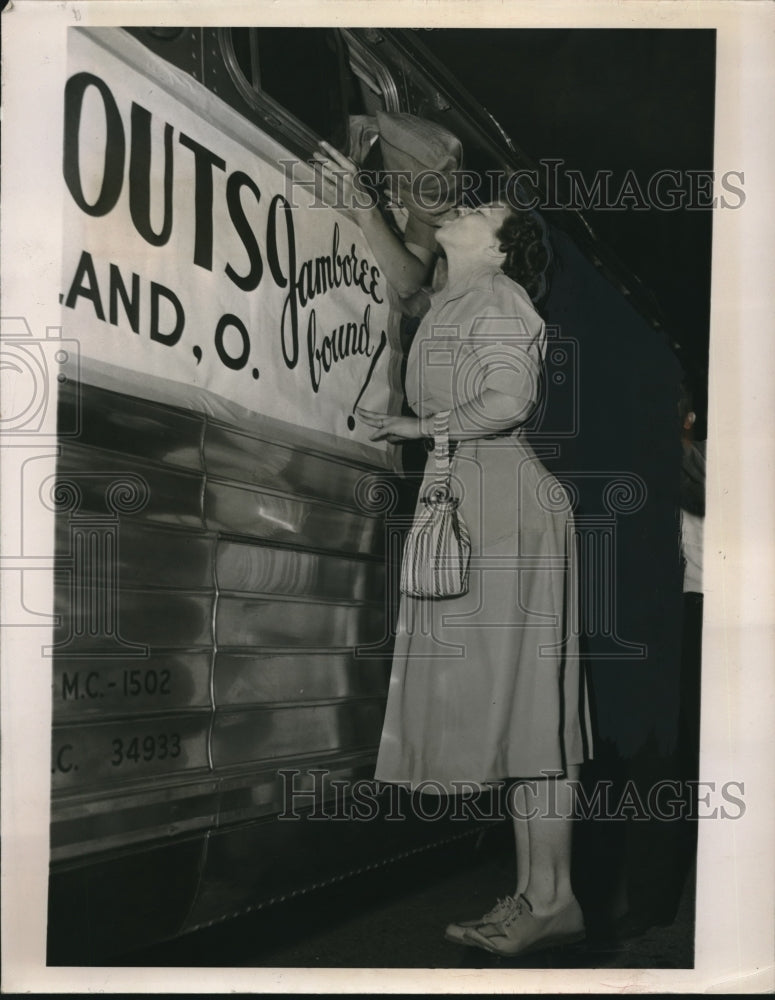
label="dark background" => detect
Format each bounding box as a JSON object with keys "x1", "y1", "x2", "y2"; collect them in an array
[{"x1": 421, "y1": 29, "x2": 716, "y2": 414}]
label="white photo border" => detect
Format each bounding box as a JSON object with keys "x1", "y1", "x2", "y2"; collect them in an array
[{"x1": 2, "y1": 0, "x2": 773, "y2": 993}]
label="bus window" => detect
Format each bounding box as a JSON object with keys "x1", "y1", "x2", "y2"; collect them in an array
[
  {"x1": 224, "y1": 28, "x2": 351, "y2": 151},
  {"x1": 124, "y1": 27, "x2": 398, "y2": 158},
  {"x1": 340, "y1": 30, "x2": 401, "y2": 119}
]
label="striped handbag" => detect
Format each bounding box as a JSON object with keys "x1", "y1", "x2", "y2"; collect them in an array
[{"x1": 400, "y1": 411, "x2": 471, "y2": 599}]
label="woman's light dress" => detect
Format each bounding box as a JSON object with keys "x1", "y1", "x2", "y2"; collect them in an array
[{"x1": 375, "y1": 267, "x2": 591, "y2": 790}]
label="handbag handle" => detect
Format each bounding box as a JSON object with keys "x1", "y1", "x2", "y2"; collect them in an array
[{"x1": 432, "y1": 410, "x2": 452, "y2": 478}]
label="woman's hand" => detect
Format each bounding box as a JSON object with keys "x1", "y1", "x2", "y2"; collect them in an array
[{"x1": 356, "y1": 407, "x2": 425, "y2": 443}]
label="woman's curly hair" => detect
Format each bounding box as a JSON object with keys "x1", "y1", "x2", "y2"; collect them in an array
[{"x1": 495, "y1": 208, "x2": 554, "y2": 310}]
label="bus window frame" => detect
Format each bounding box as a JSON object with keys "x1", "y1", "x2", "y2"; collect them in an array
[
  {"x1": 340, "y1": 29, "x2": 401, "y2": 114},
  {"x1": 217, "y1": 27, "x2": 400, "y2": 157}
]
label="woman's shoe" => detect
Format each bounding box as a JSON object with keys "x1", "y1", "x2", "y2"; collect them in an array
[
  {"x1": 444, "y1": 894, "x2": 520, "y2": 945},
  {"x1": 462, "y1": 894, "x2": 585, "y2": 957}
]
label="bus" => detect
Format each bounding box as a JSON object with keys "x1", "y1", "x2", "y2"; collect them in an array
[{"x1": 46, "y1": 25, "x2": 686, "y2": 963}]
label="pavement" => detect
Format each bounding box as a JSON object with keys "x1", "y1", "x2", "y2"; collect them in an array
[{"x1": 118, "y1": 831, "x2": 695, "y2": 970}]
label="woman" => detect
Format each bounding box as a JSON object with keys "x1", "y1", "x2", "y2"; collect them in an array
[
  {"x1": 358, "y1": 201, "x2": 590, "y2": 959},
  {"x1": 315, "y1": 140, "x2": 589, "y2": 958}
]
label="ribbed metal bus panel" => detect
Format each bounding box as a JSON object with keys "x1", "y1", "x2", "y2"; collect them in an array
[
  {"x1": 53, "y1": 586, "x2": 215, "y2": 650},
  {"x1": 204, "y1": 421, "x2": 371, "y2": 511},
  {"x1": 210, "y1": 701, "x2": 385, "y2": 768},
  {"x1": 213, "y1": 652, "x2": 390, "y2": 707},
  {"x1": 52, "y1": 650, "x2": 213, "y2": 721},
  {"x1": 213, "y1": 752, "x2": 378, "y2": 827},
  {"x1": 55, "y1": 443, "x2": 206, "y2": 529},
  {"x1": 51, "y1": 711, "x2": 212, "y2": 792},
  {"x1": 58, "y1": 381, "x2": 205, "y2": 472},
  {"x1": 51, "y1": 378, "x2": 393, "y2": 867},
  {"x1": 215, "y1": 595, "x2": 386, "y2": 650},
  {"x1": 204, "y1": 479, "x2": 383, "y2": 556},
  {"x1": 54, "y1": 520, "x2": 217, "y2": 592},
  {"x1": 50, "y1": 777, "x2": 220, "y2": 861},
  {"x1": 215, "y1": 540, "x2": 384, "y2": 602}
]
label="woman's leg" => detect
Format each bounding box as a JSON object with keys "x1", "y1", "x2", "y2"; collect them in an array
[
  {"x1": 463, "y1": 767, "x2": 583, "y2": 954},
  {"x1": 444, "y1": 782, "x2": 528, "y2": 942},
  {"x1": 515, "y1": 765, "x2": 579, "y2": 915},
  {"x1": 511, "y1": 781, "x2": 531, "y2": 897},
  {"x1": 446, "y1": 769, "x2": 582, "y2": 949}
]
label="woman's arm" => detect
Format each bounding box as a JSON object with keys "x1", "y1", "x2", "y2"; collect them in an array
[
  {"x1": 357, "y1": 210, "x2": 436, "y2": 297},
  {"x1": 357, "y1": 386, "x2": 526, "y2": 443},
  {"x1": 444, "y1": 387, "x2": 532, "y2": 439},
  {"x1": 313, "y1": 142, "x2": 435, "y2": 297}
]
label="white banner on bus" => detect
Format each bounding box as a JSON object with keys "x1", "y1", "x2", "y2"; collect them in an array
[{"x1": 60, "y1": 29, "x2": 397, "y2": 447}]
